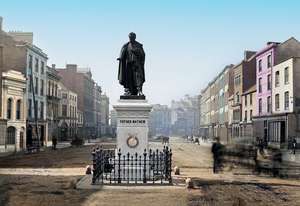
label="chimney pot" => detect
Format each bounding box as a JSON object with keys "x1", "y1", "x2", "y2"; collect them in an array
[{"x1": 52, "y1": 64, "x2": 56, "y2": 69}]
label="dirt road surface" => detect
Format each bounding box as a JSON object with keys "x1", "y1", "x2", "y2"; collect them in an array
[{"x1": 0, "y1": 137, "x2": 299, "y2": 206}]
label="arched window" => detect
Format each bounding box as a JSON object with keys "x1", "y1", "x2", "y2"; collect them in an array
[
  {"x1": 16, "y1": 100, "x2": 21, "y2": 120},
  {"x1": 6, "y1": 126, "x2": 16, "y2": 144},
  {"x1": 275, "y1": 71, "x2": 280, "y2": 87},
  {"x1": 7, "y1": 98, "x2": 12, "y2": 120}
]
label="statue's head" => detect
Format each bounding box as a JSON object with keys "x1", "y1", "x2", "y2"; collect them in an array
[{"x1": 128, "y1": 32, "x2": 136, "y2": 42}]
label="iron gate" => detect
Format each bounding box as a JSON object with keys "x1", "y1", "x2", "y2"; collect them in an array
[{"x1": 92, "y1": 147, "x2": 172, "y2": 184}]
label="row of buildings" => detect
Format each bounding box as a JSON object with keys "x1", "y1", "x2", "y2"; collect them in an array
[
  {"x1": 199, "y1": 37, "x2": 300, "y2": 149},
  {"x1": 148, "y1": 95, "x2": 200, "y2": 137},
  {"x1": 0, "y1": 17, "x2": 110, "y2": 153}
]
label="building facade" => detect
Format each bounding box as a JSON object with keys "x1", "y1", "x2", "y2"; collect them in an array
[
  {"x1": 100, "y1": 94, "x2": 109, "y2": 136},
  {"x1": 149, "y1": 104, "x2": 171, "y2": 137},
  {"x1": 253, "y1": 38, "x2": 300, "y2": 147},
  {"x1": 58, "y1": 83, "x2": 78, "y2": 140},
  {"x1": 0, "y1": 70, "x2": 26, "y2": 152},
  {"x1": 229, "y1": 51, "x2": 256, "y2": 143},
  {"x1": 46, "y1": 65, "x2": 60, "y2": 142},
  {"x1": 0, "y1": 24, "x2": 49, "y2": 147},
  {"x1": 57, "y1": 64, "x2": 97, "y2": 138}
]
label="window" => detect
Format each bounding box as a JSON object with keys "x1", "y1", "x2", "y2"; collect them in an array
[
  {"x1": 29, "y1": 55, "x2": 33, "y2": 70},
  {"x1": 35, "y1": 77, "x2": 38, "y2": 94},
  {"x1": 259, "y1": 98, "x2": 262, "y2": 114},
  {"x1": 7, "y1": 98, "x2": 12, "y2": 120},
  {"x1": 259, "y1": 78, "x2": 262, "y2": 93},
  {"x1": 6, "y1": 127, "x2": 16, "y2": 145},
  {"x1": 267, "y1": 96, "x2": 271, "y2": 113},
  {"x1": 62, "y1": 105, "x2": 67, "y2": 117},
  {"x1": 62, "y1": 93, "x2": 67, "y2": 99},
  {"x1": 40, "y1": 101, "x2": 44, "y2": 119},
  {"x1": 40, "y1": 79, "x2": 44, "y2": 96},
  {"x1": 51, "y1": 82, "x2": 54, "y2": 96},
  {"x1": 35, "y1": 58, "x2": 39, "y2": 72},
  {"x1": 258, "y1": 59, "x2": 262, "y2": 72},
  {"x1": 48, "y1": 81, "x2": 51, "y2": 95},
  {"x1": 250, "y1": 93, "x2": 253, "y2": 105},
  {"x1": 41, "y1": 61, "x2": 44, "y2": 74},
  {"x1": 284, "y1": 67, "x2": 289, "y2": 84},
  {"x1": 28, "y1": 75, "x2": 32, "y2": 93},
  {"x1": 244, "y1": 110, "x2": 247, "y2": 121},
  {"x1": 267, "y1": 74, "x2": 271, "y2": 90},
  {"x1": 245, "y1": 95, "x2": 247, "y2": 106},
  {"x1": 285, "y1": 91, "x2": 289, "y2": 110},
  {"x1": 234, "y1": 75, "x2": 241, "y2": 86},
  {"x1": 16, "y1": 100, "x2": 21, "y2": 120},
  {"x1": 55, "y1": 84, "x2": 58, "y2": 97},
  {"x1": 236, "y1": 92, "x2": 240, "y2": 103},
  {"x1": 28, "y1": 99, "x2": 32, "y2": 118},
  {"x1": 250, "y1": 110, "x2": 253, "y2": 120},
  {"x1": 275, "y1": 94, "x2": 280, "y2": 111},
  {"x1": 267, "y1": 55, "x2": 272, "y2": 68},
  {"x1": 275, "y1": 71, "x2": 280, "y2": 87}
]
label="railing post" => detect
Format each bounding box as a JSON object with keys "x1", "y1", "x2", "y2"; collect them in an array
[
  {"x1": 92, "y1": 149, "x2": 96, "y2": 184},
  {"x1": 135, "y1": 152, "x2": 138, "y2": 184},
  {"x1": 143, "y1": 149, "x2": 147, "y2": 183},
  {"x1": 169, "y1": 148, "x2": 172, "y2": 184},
  {"x1": 127, "y1": 152, "x2": 130, "y2": 184},
  {"x1": 118, "y1": 148, "x2": 121, "y2": 183}
]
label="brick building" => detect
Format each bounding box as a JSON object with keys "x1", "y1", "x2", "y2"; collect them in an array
[{"x1": 57, "y1": 64, "x2": 97, "y2": 138}]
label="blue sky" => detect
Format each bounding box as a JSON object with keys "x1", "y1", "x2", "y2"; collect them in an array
[{"x1": 1, "y1": 0, "x2": 300, "y2": 106}]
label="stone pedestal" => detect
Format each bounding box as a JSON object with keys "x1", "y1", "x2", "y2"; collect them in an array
[{"x1": 113, "y1": 99, "x2": 152, "y2": 155}]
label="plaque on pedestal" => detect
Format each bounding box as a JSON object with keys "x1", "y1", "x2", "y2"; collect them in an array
[{"x1": 113, "y1": 99, "x2": 152, "y2": 155}]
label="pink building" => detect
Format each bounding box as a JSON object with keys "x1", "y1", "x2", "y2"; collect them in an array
[{"x1": 256, "y1": 43, "x2": 278, "y2": 116}]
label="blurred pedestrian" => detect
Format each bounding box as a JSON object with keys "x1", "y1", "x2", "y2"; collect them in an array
[
  {"x1": 211, "y1": 137, "x2": 222, "y2": 173},
  {"x1": 52, "y1": 135, "x2": 57, "y2": 150},
  {"x1": 292, "y1": 138, "x2": 297, "y2": 155}
]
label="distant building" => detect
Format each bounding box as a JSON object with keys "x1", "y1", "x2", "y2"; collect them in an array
[
  {"x1": 170, "y1": 95, "x2": 200, "y2": 136},
  {"x1": 57, "y1": 64, "x2": 97, "y2": 138},
  {"x1": 58, "y1": 83, "x2": 78, "y2": 140},
  {"x1": 110, "y1": 109, "x2": 117, "y2": 137},
  {"x1": 94, "y1": 85, "x2": 102, "y2": 137},
  {"x1": 149, "y1": 104, "x2": 171, "y2": 137},
  {"x1": 100, "y1": 94, "x2": 109, "y2": 136},
  {"x1": 46, "y1": 65, "x2": 61, "y2": 142}
]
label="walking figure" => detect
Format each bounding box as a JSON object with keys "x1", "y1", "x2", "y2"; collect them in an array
[
  {"x1": 52, "y1": 136, "x2": 57, "y2": 150},
  {"x1": 292, "y1": 138, "x2": 297, "y2": 155},
  {"x1": 211, "y1": 137, "x2": 222, "y2": 173}
]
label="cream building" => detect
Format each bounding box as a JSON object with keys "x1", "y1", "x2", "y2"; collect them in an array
[
  {"x1": 58, "y1": 83, "x2": 78, "y2": 140},
  {"x1": 269, "y1": 57, "x2": 300, "y2": 146},
  {"x1": 0, "y1": 70, "x2": 26, "y2": 152},
  {"x1": 241, "y1": 85, "x2": 256, "y2": 143}
]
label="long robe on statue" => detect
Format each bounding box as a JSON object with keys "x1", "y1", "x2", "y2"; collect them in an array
[{"x1": 118, "y1": 41, "x2": 145, "y2": 95}]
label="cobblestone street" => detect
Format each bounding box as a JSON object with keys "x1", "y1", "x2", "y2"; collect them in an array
[{"x1": 0, "y1": 138, "x2": 300, "y2": 206}]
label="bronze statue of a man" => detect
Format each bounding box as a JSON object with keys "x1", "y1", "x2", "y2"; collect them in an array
[{"x1": 118, "y1": 32, "x2": 145, "y2": 96}]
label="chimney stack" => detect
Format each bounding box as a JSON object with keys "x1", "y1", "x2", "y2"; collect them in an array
[{"x1": 0, "y1": 16, "x2": 3, "y2": 31}]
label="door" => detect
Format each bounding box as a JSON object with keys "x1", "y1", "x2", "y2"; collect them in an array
[
  {"x1": 280, "y1": 121, "x2": 286, "y2": 143},
  {"x1": 20, "y1": 131, "x2": 24, "y2": 149}
]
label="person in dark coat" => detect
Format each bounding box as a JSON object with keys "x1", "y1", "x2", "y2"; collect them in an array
[
  {"x1": 52, "y1": 136, "x2": 57, "y2": 150},
  {"x1": 211, "y1": 137, "x2": 222, "y2": 173},
  {"x1": 292, "y1": 138, "x2": 297, "y2": 155}
]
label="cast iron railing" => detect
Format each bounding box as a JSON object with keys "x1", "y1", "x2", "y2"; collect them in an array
[{"x1": 92, "y1": 147, "x2": 172, "y2": 184}]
